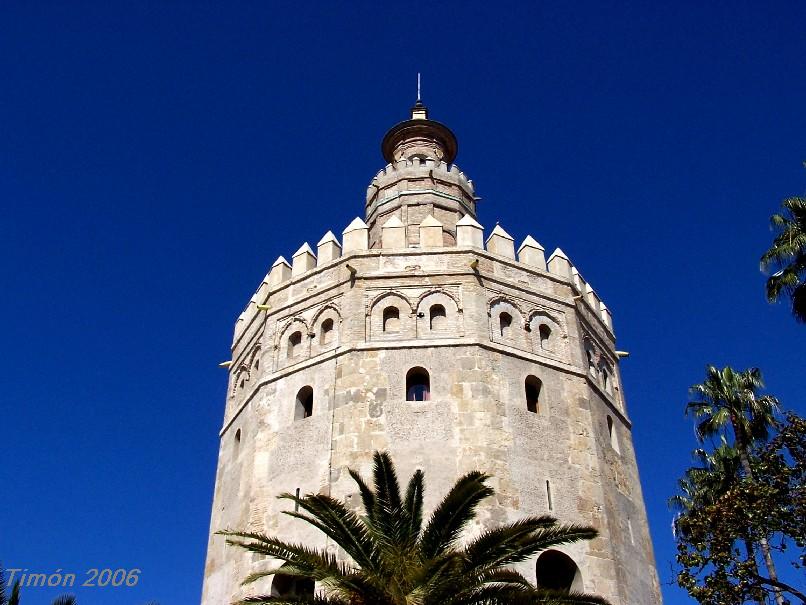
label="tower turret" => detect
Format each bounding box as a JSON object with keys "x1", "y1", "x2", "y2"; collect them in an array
[{"x1": 366, "y1": 101, "x2": 476, "y2": 248}]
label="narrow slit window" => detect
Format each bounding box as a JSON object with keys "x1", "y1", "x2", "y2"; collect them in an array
[
  {"x1": 546, "y1": 480, "x2": 553, "y2": 511},
  {"x1": 607, "y1": 415, "x2": 620, "y2": 453}
]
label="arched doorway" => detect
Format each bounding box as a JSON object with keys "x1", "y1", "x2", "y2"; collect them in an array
[{"x1": 535, "y1": 550, "x2": 583, "y2": 592}]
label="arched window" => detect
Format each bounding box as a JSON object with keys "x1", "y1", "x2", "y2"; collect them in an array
[
  {"x1": 539, "y1": 324, "x2": 552, "y2": 349},
  {"x1": 429, "y1": 304, "x2": 446, "y2": 330},
  {"x1": 499, "y1": 312, "x2": 512, "y2": 338},
  {"x1": 383, "y1": 306, "x2": 400, "y2": 333},
  {"x1": 525, "y1": 376, "x2": 542, "y2": 413},
  {"x1": 295, "y1": 386, "x2": 313, "y2": 420},
  {"x1": 406, "y1": 367, "x2": 430, "y2": 401},
  {"x1": 234, "y1": 428, "x2": 241, "y2": 456},
  {"x1": 271, "y1": 573, "x2": 314, "y2": 598},
  {"x1": 288, "y1": 331, "x2": 303, "y2": 358},
  {"x1": 535, "y1": 550, "x2": 582, "y2": 593},
  {"x1": 607, "y1": 415, "x2": 620, "y2": 453},
  {"x1": 320, "y1": 318, "x2": 334, "y2": 345}
]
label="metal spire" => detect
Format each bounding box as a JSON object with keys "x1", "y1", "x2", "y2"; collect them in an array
[{"x1": 417, "y1": 72, "x2": 421, "y2": 102}]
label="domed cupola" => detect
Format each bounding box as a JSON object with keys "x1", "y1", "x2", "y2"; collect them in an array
[
  {"x1": 366, "y1": 100, "x2": 477, "y2": 249},
  {"x1": 380, "y1": 100, "x2": 458, "y2": 163}
]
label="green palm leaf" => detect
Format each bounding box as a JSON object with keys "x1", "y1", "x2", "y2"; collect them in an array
[{"x1": 420, "y1": 470, "x2": 493, "y2": 559}]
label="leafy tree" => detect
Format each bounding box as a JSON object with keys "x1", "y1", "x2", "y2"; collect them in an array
[
  {"x1": 761, "y1": 194, "x2": 806, "y2": 323},
  {"x1": 673, "y1": 412, "x2": 806, "y2": 604},
  {"x1": 221, "y1": 451, "x2": 609, "y2": 605},
  {"x1": 685, "y1": 365, "x2": 785, "y2": 603}
]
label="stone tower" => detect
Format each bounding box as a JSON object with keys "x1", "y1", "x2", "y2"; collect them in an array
[{"x1": 201, "y1": 100, "x2": 663, "y2": 604}]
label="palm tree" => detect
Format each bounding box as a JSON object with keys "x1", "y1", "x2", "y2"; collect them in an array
[
  {"x1": 0, "y1": 567, "x2": 21, "y2": 605},
  {"x1": 761, "y1": 194, "x2": 806, "y2": 323},
  {"x1": 669, "y1": 441, "x2": 740, "y2": 522},
  {"x1": 221, "y1": 451, "x2": 609, "y2": 605},
  {"x1": 686, "y1": 365, "x2": 783, "y2": 605}
]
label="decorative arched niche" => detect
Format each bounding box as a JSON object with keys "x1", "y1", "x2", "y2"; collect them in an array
[
  {"x1": 369, "y1": 291, "x2": 415, "y2": 340},
  {"x1": 527, "y1": 311, "x2": 565, "y2": 357},
  {"x1": 489, "y1": 298, "x2": 527, "y2": 350},
  {"x1": 277, "y1": 318, "x2": 309, "y2": 369},
  {"x1": 310, "y1": 305, "x2": 341, "y2": 356},
  {"x1": 416, "y1": 290, "x2": 461, "y2": 338}
]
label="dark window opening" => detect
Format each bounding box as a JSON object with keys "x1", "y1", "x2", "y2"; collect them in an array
[
  {"x1": 525, "y1": 376, "x2": 542, "y2": 413},
  {"x1": 295, "y1": 386, "x2": 314, "y2": 420},
  {"x1": 535, "y1": 550, "x2": 581, "y2": 593},
  {"x1": 406, "y1": 367, "x2": 430, "y2": 401},
  {"x1": 320, "y1": 318, "x2": 334, "y2": 345},
  {"x1": 430, "y1": 304, "x2": 446, "y2": 330},
  {"x1": 288, "y1": 331, "x2": 303, "y2": 358},
  {"x1": 271, "y1": 573, "x2": 314, "y2": 598},
  {"x1": 383, "y1": 306, "x2": 400, "y2": 332},
  {"x1": 499, "y1": 312, "x2": 512, "y2": 338},
  {"x1": 539, "y1": 324, "x2": 552, "y2": 349}
]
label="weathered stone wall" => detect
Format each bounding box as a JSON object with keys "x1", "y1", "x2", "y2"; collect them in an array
[{"x1": 201, "y1": 237, "x2": 662, "y2": 605}]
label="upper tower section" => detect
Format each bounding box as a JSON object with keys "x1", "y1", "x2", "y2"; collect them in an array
[{"x1": 366, "y1": 101, "x2": 477, "y2": 248}]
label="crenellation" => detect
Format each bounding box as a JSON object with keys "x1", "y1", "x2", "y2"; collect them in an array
[
  {"x1": 485, "y1": 224, "x2": 516, "y2": 259},
  {"x1": 342, "y1": 217, "x2": 369, "y2": 252},
  {"x1": 268, "y1": 256, "x2": 292, "y2": 286},
  {"x1": 381, "y1": 215, "x2": 406, "y2": 249},
  {"x1": 316, "y1": 231, "x2": 342, "y2": 265},
  {"x1": 418, "y1": 215, "x2": 444, "y2": 248},
  {"x1": 291, "y1": 243, "x2": 316, "y2": 276},
  {"x1": 456, "y1": 214, "x2": 484, "y2": 248},
  {"x1": 547, "y1": 248, "x2": 572, "y2": 279},
  {"x1": 518, "y1": 235, "x2": 546, "y2": 270}
]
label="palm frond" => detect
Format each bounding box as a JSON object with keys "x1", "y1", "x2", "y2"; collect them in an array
[
  {"x1": 347, "y1": 467, "x2": 375, "y2": 519},
  {"x1": 372, "y1": 451, "x2": 402, "y2": 512},
  {"x1": 420, "y1": 470, "x2": 493, "y2": 558},
  {"x1": 8, "y1": 582, "x2": 19, "y2": 605},
  {"x1": 466, "y1": 523, "x2": 598, "y2": 573},
  {"x1": 452, "y1": 583, "x2": 610, "y2": 605},
  {"x1": 403, "y1": 468, "x2": 425, "y2": 542},
  {"x1": 51, "y1": 597, "x2": 77, "y2": 605},
  {"x1": 277, "y1": 493, "x2": 382, "y2": 573}
]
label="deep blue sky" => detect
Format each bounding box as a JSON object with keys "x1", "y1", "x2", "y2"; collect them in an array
[{"x1": 2, "y1": 2, "x2": 804, "y2": 604}]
